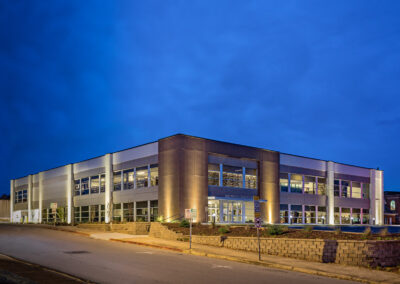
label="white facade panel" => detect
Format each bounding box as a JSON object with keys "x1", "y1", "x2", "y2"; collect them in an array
[
  {"x1": 334, "y1": 163, "x2": 370, "y2": 177},
  {"x1": 113, "y1": 142, "x2": 158, "y2": 165},
  {"x1": 73, "y1": 156, "x2": 105, "y2": 174},
  {"x1": 280, "y1": 154, "x2": 326, "y2": 172},
  {"x1": 14, "y1": 176, "x2": 28, "y2": 187}
]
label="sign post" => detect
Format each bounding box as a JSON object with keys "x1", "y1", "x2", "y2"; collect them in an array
[
  {"x1": 185, "y1": 209, "x2": 197, "y2": 250},
  {"x1": 253, "y1": 196, "x2": 261, "y2": 261}
]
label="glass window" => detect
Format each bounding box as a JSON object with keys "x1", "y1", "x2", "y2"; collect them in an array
[
  {"x1": 334, "y1": 207, "x2": 340, "y2": 224},
  {"x1": 89, "y1": 205, "x2": 99, "y2": 222},
  {"x1": 136, "y1": 166, "x2": 149, "y2": 188},
  {"x1": 113, "y1": 203, "x2": 122, "y2": 222},
  {"x1": 81, "y1": 178, "x2": 89, "y2": 195},
  {"x1": 341, "y1": 208, "x2": 351, "y2": 224},
  {"x1": 113, "y1": 171, "x2": 122, "y2": 191},
  {"x1": 362, "y1": 183, "x2": 369, "y2": 199},
  {"x1": 304, "y1": 176, "x2": 316, "y2": 194},
  {"x1": 208, "y1": 200, "x2": 220, "y2": 223},
  {"x1": 123, "y1": 169, "x2": 134, "y2": 190},
  {"x1": 123, "y1": 202, "x2": 134, "y2": 222},
  {"x1": 341, "y1": 181, "x2": 350, "y2": 198},
  {"x1": 352, "y1": 208, "x2": 361, "y2": 224},
  {"x1": 150, "y1": 200, "x2": 158, "y2": 221},
  {"x1": 22, "y1": 190, "x2": 27, "y2": 202},
  {"x1": 74, "y1": 179, "x2": 81, "y2": 196},
  {"x1": 280, "y1": 173, "x2": 289, "y2": 192},
  {"x1": 304, "y1": 205, "x2": 316, "y2": 223},
  {"x1": 208, "y1": 164, "x2": 220, "y2": 186},
  {"x1": 280, "y1": 204, "x2": 289, "y2": 224},
  {"x1": 222, "y1": 165, "x2": 243, "y2": 188},
  {"x1": 81, "y1": 206, "x2": 89, "y2": 223},
  {"x1": 317, "y1": 206, "x2": 326, "y2": 224},
  {"x1": 317, "y1": 177, "x2": 326, "y2": 195},
  {"x1": 74, "y1": 207, "x2": 80, "y2": 223},
  {"x1": 362, "y1": 209, "x2": 369, "y2": 224},
  {"x1": 245, "y1": 168, "x2": 257, "y2": 189},
  {"x1": 136, "y1": 201, "x2": 148, "y2": 222},
  {"x1": 42, "y1": 209, "x2": 48, "y2": 223},
  {"x1": 100, "y1": 205, "x2": 105, "y2": 222},
  {"x1": 100, "y1": 174, "x2": 105, "y2": 193},
  {"x1": 290, "y1": 205, "x2": 302, "y2": 224},
  {"x1": 90, "y1": 176, "x2": 99, "y2": 194},
  {"x1": 390, "y1": 200, "x2": 396, "y2": 211},
  {"x1": 351, "y1": 182, "x2": 361, "y2": 198},
  {"x1": 150, "y1": 164, "x2": 159, "y2": 186},
  {"x1": 334, "y1": 180, "x2": 340, "y2": 197},
  {"x1": 290, "y1": 174, "x2": 303, "y2": 194}
]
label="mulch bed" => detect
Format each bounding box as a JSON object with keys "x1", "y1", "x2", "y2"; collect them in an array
[{"x1": 164, "y1": 223, "x2": 400, "y2": 241}]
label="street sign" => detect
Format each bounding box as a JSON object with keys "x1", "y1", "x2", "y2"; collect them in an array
[
  {"x1": 255, "y1": 217, "x2": 262, "y2": 228},
  {"x1": 50, "y1": 203, "x2": 57, "y2": 214},
  {"x1": 253, "y1": 196, "x2": 260, "y2": 218},
  {"x1": 185, "y1": 209, "x2": 191, "y2": 219}
]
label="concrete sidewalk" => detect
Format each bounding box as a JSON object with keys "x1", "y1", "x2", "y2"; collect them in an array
[{"x1": 46, "y1": 225, "x2": 400, "y2": 284}]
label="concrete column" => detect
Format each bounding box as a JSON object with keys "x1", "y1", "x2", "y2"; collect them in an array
[
  {"x1": 133, "y1": 201, "x2": 137, "y2": 221},
  {"x1": 327, "y1": 161, "x2": 335, "y2": 225},
  {"x1": 105, "y1": 153, "x2": 113, "y2": 223},
  {"x1": 28, "y1": 175, "x2": 32, "y2": 222},
  {"x1": 67, "y1": 164, "x2": 73, "y2": 224},
  {"x1": 10, "y1": 180, "x2": 14, "y2": 223},
  {"x1": 38, "y1": 172, "x2": 44, "y2": 223},
  {"x1": 370, "y1": 169, "x2": 384, "y2": 225},
  {"x1": 147, "y1": 200, "x2": 151, "y2": 222}
]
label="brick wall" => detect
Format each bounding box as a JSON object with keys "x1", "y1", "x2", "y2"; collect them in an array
[
  {"x1": 191, "y1": 236, "x2": 400, "y2": 267},
  {"x1": 77, "y1": 222, "x2": 150, "y2": 235},
  {"x1": 149, "y1": 222, "x2": 184, "y2": 240}
]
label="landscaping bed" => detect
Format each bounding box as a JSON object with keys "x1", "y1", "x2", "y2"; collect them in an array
[{"x1": 164, "y1": 223, "x2": 400, "y2": 240}]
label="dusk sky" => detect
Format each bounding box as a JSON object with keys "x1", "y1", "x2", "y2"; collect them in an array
[{"x1": 1, "y1": 1, "x2": 400, "y2": 196}]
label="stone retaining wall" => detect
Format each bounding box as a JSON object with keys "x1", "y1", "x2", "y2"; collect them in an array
[
  {"x1": 77, "y1": 222, "x2": 150, "y2": 235},
  {"x1": 191, "y1": 235, "x2": 400, "y2": 267},
  {"x1": 149, "y1": 222, "x2": 184, "y2": 240}
]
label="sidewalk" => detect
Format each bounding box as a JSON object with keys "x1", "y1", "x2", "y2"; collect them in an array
[{"x1": 47, "y1": 225, "x2": 400, "y2": 284}]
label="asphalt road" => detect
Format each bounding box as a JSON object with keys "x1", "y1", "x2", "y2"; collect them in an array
[{"x1": 0, "y1": 224, "x2": 358, "y2": 284}]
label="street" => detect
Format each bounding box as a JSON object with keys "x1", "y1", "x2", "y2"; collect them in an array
[{"x1": 0, "y1": 224, "x2": 358, "y2": 284}]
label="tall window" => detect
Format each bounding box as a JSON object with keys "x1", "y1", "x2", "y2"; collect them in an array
[
  {"x1": 334, "y1": 207, "x2": 340, "y2": 224},
  {"x1": 390, "y1": 200, "x2": 396, "y2": 211},
  {"x1": 123, "y1": 169, "x2": 134, "y2": 190},
  {"x1": 136, "y1": 166, "x2": 148, "y2": 188},
  {"x1": 208, "y1": 164, "x2": 220, "y2": 186},
  {"x1": 123, "y1": 202, "x2": 134, "y2": 221},
  {"x1": 136, "y1": 201, "x2": 148, "y2": 222},
  {"x1": 150, "y1": 164, "x2": 159, "y2": 186},
  {"x1": 245, "y1": 168, "x2": 257, "y2": 189},
  {"x1": 304, "y1": 205, "x2": 316, "y2": 223},
  {"x1": 290, "y1": 205, "x2": 302, "y2": 223},
  {"x1": 304, "y1": 176, "x2": 316, "y2": 194},
  {"x1": 113, "y1": 203, "x2": 122, "y2": 222},
  {"x1": 352, "y1": 208, "x2": 361, "y2": 224},
  {"x1": 280, "y1": 173, "x2": 289, "y2": 192},
  {"x1": 113, "y1": 171, "x2": 122, "y2": 191},
  {"x1": 362, "y1": 183, "x2": 369, "y2": 198},
  {"x1": 317, "y1": 206, "x2": 326, "y2": 224},
  {"x1": 222, "y1": 165, "x2": 243, "y2": 188},
  {"x1": 363, "y1": 209, "x2": 369, "y2": 224},
  {"x1": 341, "y1": 208, "x2": 351, "y2": 224},
  {"x1": 150, "y1": 200, "x2": 158, "y2": 221},
  {"x1": 334, "y1": 180, "x2": 340, "y2": 196},
  {"x1": 290, "y1": 174, "x2": 303, "y2": 193},
  {"x1": 100, "y1": 174, "x2": 105, "y2": 193},
  {"x1": 317, "y1": 177, "x2": 326, "y2": 195},
  {"x1": 280, "y1": 204, "x2": 289, "y2": 224},
  {"x1": 81, "y1": 178, "x2": 89, "y2": 195},
  {"x1": 351, "y1": 182, "x2": 361, "y2": 198},
  {"x1": 90, "y1": 176, "x2": 99, "y2": 194},
  {"x1": 89, "y1": 205, "x2": 99, "y2": 222},
  {"x1": 74, "y1": 179, "x2": 81, "y2": 196},
  {"x1": 81, "y1": 206, "x2": 89, "y2": 223},
  {"x1": 341, "y1": 181, "x2": 350, "y2": 198}
]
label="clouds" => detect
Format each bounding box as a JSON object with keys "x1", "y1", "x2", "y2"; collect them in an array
[{"x1": 1, "y1": 0, "x2": 400, "y2": 193}]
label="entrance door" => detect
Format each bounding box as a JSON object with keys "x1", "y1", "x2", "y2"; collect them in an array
[{"x1": 222, "y1": 201, "x2": 243, "y2": 223}]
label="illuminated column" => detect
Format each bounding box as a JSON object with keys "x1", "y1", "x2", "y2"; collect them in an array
[
  {"x1": 370, "y1": 169, "x2": 384, "y2": 225},
  {"x1": 39, "y1": 172, "x2": 44, "y2": 223},
  {"x1": 67, "y1": 164, "x2": 73, "y2": 224},
  {"x1": 28, "y1": 175, "x2": 32, "y2": 222},
  {"x1": 327, "y1": 161, "x2": 335, "y2": 225},
  {"x1": 105, "y1": 154, "x2": 113, "y2": 223},
  {"x1": 10, "y1": 180, "x2": 14, "y2": 223}
]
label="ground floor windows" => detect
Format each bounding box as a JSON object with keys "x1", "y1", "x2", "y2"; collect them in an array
[
  {"x1": 304, "y1": 205, "x2": 316, "y2": 224},
  {"x1": 317, "y1": 206, "x2": 326, "y2": 224},
  {"x1": 334, "y1": 207, "x2": 369, "y2": 225},
  {"x1": 42, "y1": 207, "x2": 67, "y2": 223},
  {"x1": 280, "y1": 204, "x2": 327, "y2": 224},
  {"x1": 74, "y1": 205, "x2": 105, "y2": 223},
  {"x1": 111, "y1": 200, "x2": 158, "y2": 223},
  {"x1": 207, "y1": 199, "x2": 254, "y2": 223}
]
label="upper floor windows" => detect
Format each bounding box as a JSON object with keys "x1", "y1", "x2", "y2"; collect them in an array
[
  {"x1": 280, "y1": 174, "x2": 326, "y2": 195},
  {"x1": 123, "y1": 169, "x2": 134, "y2": 190},
  {"x1": 289, "y1": 174, "x2": 303, "y2": 194},
  {"x1": 90, "y1": 175, "x2": 99, "y2": 194},
  {"x1": 136, "y1": 166, "x2": 149, "y2": 188},
  {"x1": 390, "y1": 200, "x2": 396, "y2": 211},
  {"x1": 150, "y1": 164, "x2": 159, "y2": 186},
  {"x1": 81, "y1": 177, "x2": 89, "y2": 195},
  {"x1": 280, "y1": 173, "x2": 289, "y2": 192},
  {"x1": 208, "y1": 163, "x2": 257, "y2": 189},
  {"x1": 113, "y1": 171, "x2": 122, "y2": 191},
  {"x1": 14, "y1": 189, "x2": 27, "y2": 204},
  {"x1": 112, "y1": 164, "x2": 158, "y2": 192},
  {"x1": 304, "y1": 176, "x2": 316, "y2": 194},
  {"x1": 334, "y1": 179, "x2": 369, "y2": 199}
]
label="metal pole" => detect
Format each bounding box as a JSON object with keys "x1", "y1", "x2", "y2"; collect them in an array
[
  {"x1": 189, "y1": 217, "x2": 192, "y2": 249},
  {"x1": 258, "y1": 227, "x2": 261, "y2": 260}
]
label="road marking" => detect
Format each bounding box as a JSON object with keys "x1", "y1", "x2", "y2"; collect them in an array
[
  {"x1": 136, "y1": 251, "x2": 154, "y2": 254},
  {"x1": 211, "y1": 264, "x2": 232, "y2": 269}
]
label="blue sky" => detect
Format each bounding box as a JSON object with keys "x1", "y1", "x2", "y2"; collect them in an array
[{"x1": 1, "y1": 0, "x2": 400, "y2": 195}]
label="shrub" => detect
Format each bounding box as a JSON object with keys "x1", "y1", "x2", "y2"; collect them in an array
[
  {"x1": 179, "y1": 219, "x2": 190, "y2": 228},
  {"x1": 363, "y1": 227, "x2": 372, "y2": 236},
  {"x1": 266, "y1": 225, "x2": 285, "y2": 236},
  {"x1": 334, "y1": 227, "x2": 341, "y2": 235},
  {"x1": 303, "y1": 226, "x2": 313, "y2": 233},
  {"x1": 218, "y1": 226, "x2": 230, "y2": 235},
  {"x1": 379, "y1": 227, "x2": 389, "y2": 237}
]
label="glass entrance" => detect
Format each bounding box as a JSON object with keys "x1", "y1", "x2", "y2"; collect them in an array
[{"x1": 222, "y1": 201, "x2": 243, "y2": 223}]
